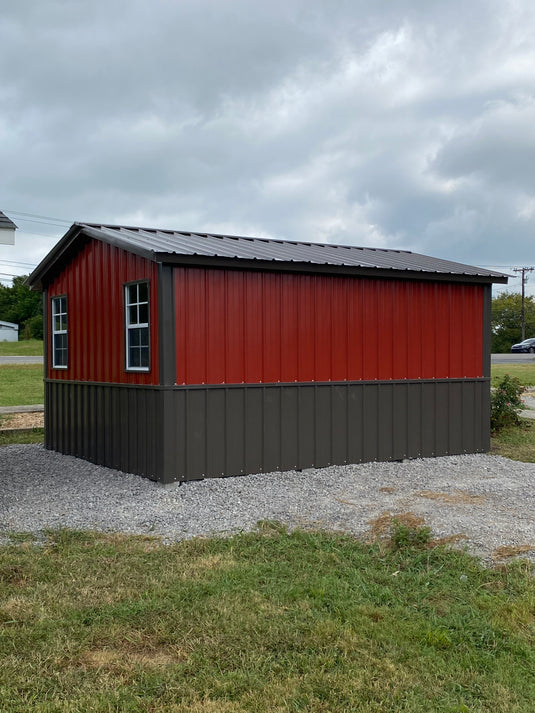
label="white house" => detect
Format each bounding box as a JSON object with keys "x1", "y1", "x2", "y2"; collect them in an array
[{"x1": 0, "y1": 320, "x2": 18, "y2": 342}]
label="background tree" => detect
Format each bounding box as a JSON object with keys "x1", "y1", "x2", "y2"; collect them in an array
[
  {"x1": 0, "y1": 275, "x2": 43, "y2": 339},
  {"x1": 491, "y1": 291, "x2": 535, "y2": 353}
]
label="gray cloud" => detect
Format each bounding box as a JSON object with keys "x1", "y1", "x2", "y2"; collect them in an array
[{"x1": 2, "y1": 0, "x2": 535, "y2": 290}]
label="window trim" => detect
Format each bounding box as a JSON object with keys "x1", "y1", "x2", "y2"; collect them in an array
[
  {"x1": 124, "y1": 279, "x2": 151, "y2": 372},
  {"x1": 51, "y1": 294, "x2": 68, "y2": 369}
]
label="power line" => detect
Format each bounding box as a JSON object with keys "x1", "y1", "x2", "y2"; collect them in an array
[{"x1": 3, "y1": 209, "x2": 71, "y2": 224}]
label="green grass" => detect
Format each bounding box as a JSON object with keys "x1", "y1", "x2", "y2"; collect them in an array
[
  {"x1": 0, "y1": 364, "x2": 43, "y2": 407},
  {"x1": 492, "y1": 364, "x2": 535, "y2": 387},
  {"x1": 0, "y1": 525, "x2": 534, "y2": 712},
  {"x1": 0, "y1": 427, "x2": 44, "y2": 446},
  {"x1": 491, "y1": 418, "x2": 535, "y2": 462},
  {"x1": 0, "y1": 339, "x2": 43, "y2": 356}
]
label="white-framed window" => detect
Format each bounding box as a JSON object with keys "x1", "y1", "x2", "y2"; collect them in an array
[
  {"x1": 51, "y1": 295, "x2": 68, "y2": 368},
  {"x1": 125, "y1": 281, "x2": 150, "y2": 371}
]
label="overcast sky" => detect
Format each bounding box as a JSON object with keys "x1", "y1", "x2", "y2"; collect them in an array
[{"x1": 2, "y1": 0, "x2": 535, "y2": 293}]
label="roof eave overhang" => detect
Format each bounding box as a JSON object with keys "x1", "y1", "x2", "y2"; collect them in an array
[
  {"x1": 156, "y1": 252, "x2": 509, "y2": 285},
  {"x1": 26, "y1": 224, "x2": 155, "y2": 291}
]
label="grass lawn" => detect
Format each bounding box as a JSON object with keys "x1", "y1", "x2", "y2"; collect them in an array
[
  {"x1": 491, "y1": 363, "x2": 535, "y2": 387},
  {"x1": 0, "y1": 364, "x2": 44, "y2": 407},
  {"x1": 0, "y1": 525, "x2": 534, "y2": 712},
  {"x1": 0, "y1": 339, "x2": 43, "y2": 356},
  {"x1": 0, "y1": 427, "x2": 44, "y2": 446},
  {"x1": 491, "y1": 419, "x2": 535, "y2": 462}
]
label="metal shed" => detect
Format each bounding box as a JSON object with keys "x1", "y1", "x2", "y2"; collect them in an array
[
  {"x1": 28, "y1": 223, "x2": 508, "y2": 483},
  {"x1": 0, "y1": 320, "x2": 19, "y2": 342}
]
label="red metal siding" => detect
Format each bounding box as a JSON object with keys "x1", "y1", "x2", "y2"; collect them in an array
[
  {"x1": 47, "y1": 239, "x2": 159, "y2": 384},
  {"x1": 174, "y1": 268, "x2": 484, "y2": 385}
]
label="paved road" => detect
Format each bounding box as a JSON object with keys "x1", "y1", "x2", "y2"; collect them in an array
[
  {"x1": 0, "y1": 356, "x2": 43, "y2": 365},
  {"x1": 491, "y1": 353, "x2": 535, "y2": 364}
]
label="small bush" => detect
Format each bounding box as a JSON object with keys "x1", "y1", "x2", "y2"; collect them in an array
[
  {"x1": 389, "y1": 518, "x2": 431, "y2": 550},
  {"x1": 491, "y1": 373, "x2": 525, "y2": 432}
]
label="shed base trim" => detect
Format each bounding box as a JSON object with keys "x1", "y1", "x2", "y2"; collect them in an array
[{"x1": 45, "y1": 379, "x2": 490, "y2": 483}]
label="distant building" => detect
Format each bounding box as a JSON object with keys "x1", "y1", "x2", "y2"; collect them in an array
[
  {"x1": 0, "y1": 320, "x2": 19, "y2": 342},
  {"x1": 0, "y1": 211, "x2": 17, "y2": 245}
]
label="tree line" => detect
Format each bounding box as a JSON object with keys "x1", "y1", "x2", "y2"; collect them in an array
[
  {"x1": 0, "y1": 275, "x2": 43, "y2": 339},
  {"x1": 491, "y1": 292, "x2": 535, "y2": 352}
]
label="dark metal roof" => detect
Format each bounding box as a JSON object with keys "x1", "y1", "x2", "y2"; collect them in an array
[
  {"x1": 27, "y1": 221, "x2": 509, "y2": 290},
  {"x1": 0, "y1": 211, "x2": 17, "y2": 230}
]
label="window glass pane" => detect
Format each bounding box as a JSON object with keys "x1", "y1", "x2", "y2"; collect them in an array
[
  {"x1": 129, "y1": 328, "x2": 141, "y2": 347},
  {"x1": 54, "y1": 315, "x2": 62, "y2": 332},
  {"x1": 60, "y1": 296, "x2": 67, "y2": 314},
  {"x1": 139, "y1": 327, "x2": 149, "y2": 347},
  {"x1": 127, "y1": 284, "x2": 138, "y2": 305},
  {"x1": 128, "y1": 305, "x2": 138, "y2": 325},
  {"x1": 140, "y1": 346, "x2": 149, "y2": 368},
  {"x1": 139, "y1": 303, "x2": 149, "y2": 324},
  {"x1": 138, "y1": 282, "x2": 148, "y2": 303},
  {"x1": 129, "y1": 346, "x2": 140, "y2": 367}
]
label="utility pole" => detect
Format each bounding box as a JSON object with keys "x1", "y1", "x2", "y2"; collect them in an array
[{"x1": 512, "y1": 267, "x2": 535, "y2": 341}]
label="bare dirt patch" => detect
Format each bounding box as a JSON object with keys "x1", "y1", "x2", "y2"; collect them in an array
[
  {"x1": 414, "y1": 489, "x2": 486, "y2": 505},
  {"x1": 493, "y1": 544, "x2": 535, "y2": 560},
  {"x1": 367, "y1": 511, "x2": 426, "y2": 541},
  {"x1": 0, "y1": 412, "x2": 43, "y2": 430}
]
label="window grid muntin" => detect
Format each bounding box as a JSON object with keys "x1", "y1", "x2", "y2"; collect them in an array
[
  {"x1": 51, "y1": 295, "x2": 68, "y2": 368},
  {"x1": 125, "y1": 281, "x2": 150, "y2": 371}
]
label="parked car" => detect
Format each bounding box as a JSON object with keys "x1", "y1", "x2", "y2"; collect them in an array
[{"x1": 511, "y1": 337, "x2": 535, "y2": 353}]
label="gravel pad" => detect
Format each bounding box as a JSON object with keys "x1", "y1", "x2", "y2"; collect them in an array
[{"x1": 1, "y1": 445, "x2": 534, "y2": 564}]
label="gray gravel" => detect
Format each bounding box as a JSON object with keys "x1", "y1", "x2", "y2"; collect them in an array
[{"x1": 1, "y1": 444, "x2": 535, "y2": 565}]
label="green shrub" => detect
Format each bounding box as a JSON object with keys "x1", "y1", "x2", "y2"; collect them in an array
[
  {"x1": 490, "y1": 373, "x2": 525, "y2": 432},
  {"x1": 389, "y1": 518, "x2": 431, "y2": 550}
]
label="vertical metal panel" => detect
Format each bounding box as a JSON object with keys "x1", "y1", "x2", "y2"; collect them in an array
[
  {"x1": 482, "y1": 285, "x2": 492, "y2": 379},
  {"x1": 226, "y1": 388, "x2": 246, "y2": 476},
  {"x1": 45, "y1": 378, "x2": 491, "y2": 482},
  {"x1": 377, "y1": 384, "x2": 393, "y2": 461},
  {"x1": 332, "y1": 385, "x2": 348, "y2": 465},
  {"x1": 420, "y1": 384, "x2": 435, "y2": 456},
  {"x1": 406, "y1": 282, "x2": 423, "y2": 380},
  {"x1": 280, "y1": 277, "x2": 299, "y2": 383},
  {"x1": 421, "y1": 283, "x2": 437, "y2": 380},
  {"x1": 448, "y1": 381, "x2": 463, "y2": 454},
  {"x1": 226, "y1": 272, "x2": 245, "y2": 384},
  {"x1": 158, "y1": 264, "x2": 176, "y2": 387},
  {"x1": 46, "y1": 238, "x2": 159, "y2": 385},
  {"x1": 245, "y1": 274, "x2": 264, "y2": 384},
  {"x1": 347, "y1": 384, "x2": 364, "y2": 464},
  {"x1": 314, "y1": 277, "x2": 332, "y2": 382},
  {"x1": 262, "y1": 273, "x2": 281, "y2": 384},
  {"x1": 186, "y1": 389, "x2": 207, "y2": 478},
  {"x1": 245, "y1": 387, "x2": 264, "y2": 475},
  {"x1": 347, "y1": 278, "x2": 363, "y2": 381},
  {"x1": 186, "y1": 269, "x2": 207, "y2": 385},
  {"x1": 392, "y1": 282, "x2": 408, "y2": 380},
  {"x1": 314, "y1": 386, "x2": 332, "y2": 467},
  {"x1": 262, "y1": 387, "x2": 281, "y2": 473},
  {"x1": 172, "y1": 267, "x2": 485, "y2": 386},
  {"x1": 434, "y1": 382, "x2": 450, "y2": 456},
  {"x1": 205, "y1": 388, "x2": 225, "y2": 477},
  {"x1": 297, "y1": 386, "x2": 315, "y2": 468},
  {"x1": 331, "y1": 280, "x2": 348, "y2": 381},
  {"x1": 362, "y1": 384, "x2": 379, "y2": 462},
  {"x1": 391, "y1": 383, "x2": 408, "y2": 460},
  {"x1": 297, "y1": 276, "x2": 315, "y2": 382},
  {"x1": 362, "y1": 280, "x2": 379, "y2": 381},
  {"x1": 280, "y1": 386, "x2": 299, "y2": 470}
]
